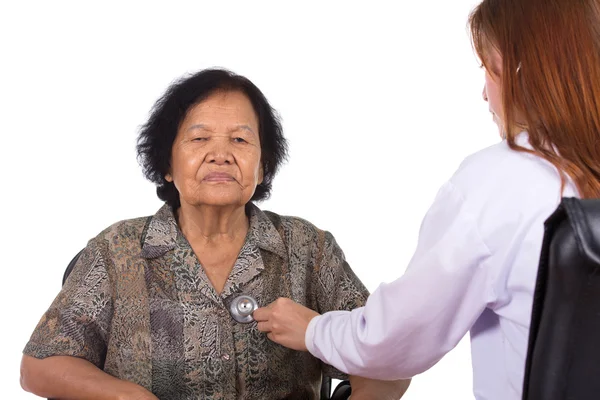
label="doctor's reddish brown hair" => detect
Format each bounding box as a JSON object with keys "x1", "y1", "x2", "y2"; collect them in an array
[{"x1": 469, "y1": 0, "x2": 600, "y2": 198}]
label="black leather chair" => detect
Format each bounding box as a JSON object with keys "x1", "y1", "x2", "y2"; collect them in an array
[
  {"x1": 523, "y1": 197, "x2": 600, "y2": 399},
  {"x1": 61, "y1": 251, "x2": 351, "y2": 400}
]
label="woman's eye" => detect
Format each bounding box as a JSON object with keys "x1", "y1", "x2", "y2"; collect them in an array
[
  {"x1": 233, "y1": 137, "x2": 247, "y2": 143},
  {"x1": 192, "y1": 137, "x2": 207, "y2": 142}
]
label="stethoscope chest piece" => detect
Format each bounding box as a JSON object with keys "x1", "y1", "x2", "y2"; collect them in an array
[{"x1": 230, "y1": 295, "x2": 259, "y2": 323}]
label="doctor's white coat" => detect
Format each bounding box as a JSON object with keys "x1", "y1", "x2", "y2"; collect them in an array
[{"x1": 306, "y1": 132, "x2": 579, "y2": 400}]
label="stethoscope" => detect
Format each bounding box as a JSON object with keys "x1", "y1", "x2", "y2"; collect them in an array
[{"x1": 229, "y1": 295, "x2": 259, "y2": 323}]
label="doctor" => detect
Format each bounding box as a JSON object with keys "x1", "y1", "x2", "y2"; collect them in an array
[{"x1": 253, "y1": 0, "x2": 600, "y2": 398}]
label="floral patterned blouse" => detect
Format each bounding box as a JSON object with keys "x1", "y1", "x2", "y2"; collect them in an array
[{"x1": 24, "y1": 203, "x2": 369, "y2": 399}]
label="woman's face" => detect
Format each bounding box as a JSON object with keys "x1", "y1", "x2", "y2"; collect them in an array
[
  {"x1": 168, "y1": 90, "x2": 263, "y2": 209},
  {"x1": 482, "y1": 46, "x2": 504, "y2": 136}
]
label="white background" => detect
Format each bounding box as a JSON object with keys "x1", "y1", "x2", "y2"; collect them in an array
[{"x1": 1, "y1": 1, "x2": 500, "y2": 398}]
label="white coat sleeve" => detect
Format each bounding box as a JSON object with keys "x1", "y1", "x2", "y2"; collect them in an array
[{"x1": 304, "y1": 181, "x2": 495, "y2": 380}]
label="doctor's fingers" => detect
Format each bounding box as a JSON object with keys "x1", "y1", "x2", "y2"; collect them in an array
[
  {"x1": 267, "y1": 297, "x2": 302, "y2": 315},
  {"x1": 253, "y1": 297, "x2": 294, "y2": 320},
  {"x1": 252, "y1": 306, "x2": 273, "y2": 322},
  {"x1": 256, "y1": 321, "x2": 271, "y2": 332}
]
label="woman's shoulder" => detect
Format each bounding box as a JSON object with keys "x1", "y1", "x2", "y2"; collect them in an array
[
  {"x1": 260, "y1": 208, "x2": 325, "y2": 240},
  {"x1": 255, "y1": 207, "x2": 343, "y2": 257},
  {"x1": 442, "y1": 133, "x2": 574, "y2": 249},
  {"x1": 451, "y1": 133, "x2": 565, "y2": 201},
  {"x1": 91, "y1": 214, "x2": 153, "y2": 246}
]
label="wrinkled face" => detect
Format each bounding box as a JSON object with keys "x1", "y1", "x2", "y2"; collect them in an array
[
  {"x1": 482, "y1": 46, "x2": 504, "y2": 136},
  {"x1": 167, "y1": 90, "x2": 263, "y2": 208}
]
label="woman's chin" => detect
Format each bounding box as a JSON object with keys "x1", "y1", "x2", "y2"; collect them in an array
[{"x1": 183, "y1": 195, "x2": 249, "y2": 209}]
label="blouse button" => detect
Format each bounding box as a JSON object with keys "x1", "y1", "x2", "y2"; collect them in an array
[{"x1": 221, "y1": 353, "x2": 230, "y2": 361}]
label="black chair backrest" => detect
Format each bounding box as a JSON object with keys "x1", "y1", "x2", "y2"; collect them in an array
[
  {"x1": 61, "y1": 248, "x2": 349, "y2": 400},
  {"x1": 62, "y1": 249, "x2": 83, "y2": 285},
  {"x1": 523, "y1": 197, "x2": 600, "y2": 400}
]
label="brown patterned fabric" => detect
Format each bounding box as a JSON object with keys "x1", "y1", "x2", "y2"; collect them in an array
[{"x1": 24, "y1": 203, "x2": 369, "y2": 399}]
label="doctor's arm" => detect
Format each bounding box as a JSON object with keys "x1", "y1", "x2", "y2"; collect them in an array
[
  {"x1": 256, "y1": 228, "x2": 411, "y2": 396},
  {"x1": 255, "y1": 181, "x2": 494, "y2": 380}
]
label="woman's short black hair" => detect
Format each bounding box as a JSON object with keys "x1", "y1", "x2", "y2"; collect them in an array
[{"x1": 136, "y1": 68, "x2": 288, "y2": 209}]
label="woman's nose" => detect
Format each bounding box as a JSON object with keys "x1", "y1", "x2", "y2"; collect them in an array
[
  {"x1": 482, "y1": 85, "x2": 488, "y2": 102},
  {"x1": 206, "y1": 139, "x2": 234, "y2": 165}
]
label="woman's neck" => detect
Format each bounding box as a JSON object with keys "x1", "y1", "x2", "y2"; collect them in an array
[{"x1": 176, "y1": 203, "x2": 249, "y2": 246}]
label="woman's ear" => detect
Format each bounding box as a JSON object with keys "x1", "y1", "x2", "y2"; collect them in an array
[
  {"x1": 165, "y1": 173, "x2": 173, "y2": 182},
  {"x1": 258, "y1": 164, "x2": 264, "y2": 185}
]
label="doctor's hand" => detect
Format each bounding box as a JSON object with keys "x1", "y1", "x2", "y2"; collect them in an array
[{"x1": 253, "y1": 297, "x2": 319, "y2": 351}]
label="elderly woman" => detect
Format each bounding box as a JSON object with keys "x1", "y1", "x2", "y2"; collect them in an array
[{"x1": 20, "y1": 69, "x2": 409, "y2": 399}]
